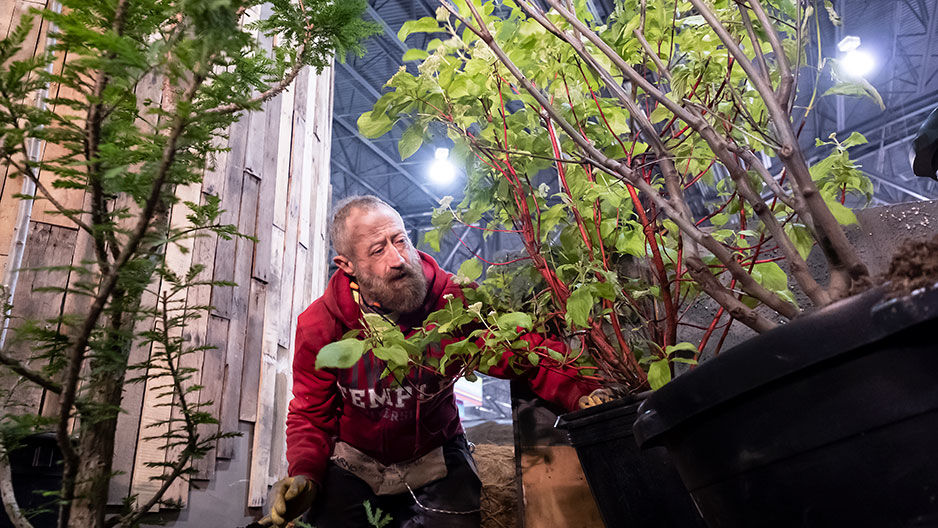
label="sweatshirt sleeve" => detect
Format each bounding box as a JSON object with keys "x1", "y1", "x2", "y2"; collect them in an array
[
  {"x1": 484, "y1": 332, "x2": 601, "y2": 412},
  {"x1": 285, "y1": 315, "x2": 341, "y2": 484}
]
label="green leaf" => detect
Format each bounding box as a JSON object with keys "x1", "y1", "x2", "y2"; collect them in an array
[
  {"x1": 497, "y1": 312, "x2": 533, "y2": 331},
  {"x1": 664, "y1": 342, "x2": 698, "y2": 356},
  {"x1": 710, "y1": 212, "x2": 729, "y2": 226},
  {"x1": 825, "y1": 197, "x2": 858, "y2": 225},
  {"x1": 457, "y1": 257, "x2": 483, "y2": 282},
  {"x1": 565, "y1": 287, "x2": 593, "y2": 328},
  {"x1": 649, "y1": 104, "x2": 672, "y2": 123},
  {"x1": 841, "y1": 131, "x2": 868, "y2": 149},
  {"x1": 547, "y1": 349, "x2": 564, "y2": 362},
  {"x1": 315, "y1": 339, "x2": 366, "y2": 369},
  {"x1": 397, "y1": 17, "x2": 441, "y2": 42},
  {"x1": 527, "y1": 352, "x2": 540, "y2": 366},
  {"x1": 671, "y1": 357, "x2": 698, "y2": 365},
  {"x1": 648, "y1": 358, "x2": 671, "y2": 390},
  {"x1": 423, "y1": 229, "x2": 442, "y2": 251},
  {"x1": 358, "y1": 110, "x2": 394, "y2": 138},
  {"x1": 402, "y1": 48, "x2": 429, "y2": 62},
  {"x1": 398, "y1": 125, "x2": 424, "y2": 160},
  {"x1": 592, "y1": 281, "x2": 617, "y2": 301},
  {"x1": 751, "y1": 261, "x2": 789, "y2": 292},
  {"x1": 785, "y1": 223, "x2": 815, "y2": 260},
  {"x1": 615, "y1": 228, "x2": 645, "y2": 257},
  {"x1": 823, "y1": 77, "x2": 885, "y2": 110},
  {"x1": 374, "y1": 344, "x2": 409, "y2": 368}
]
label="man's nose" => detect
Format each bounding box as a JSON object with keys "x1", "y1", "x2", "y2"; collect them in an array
[{"x1": 386, "y1": 245, "x2": 406, "y2": 268}]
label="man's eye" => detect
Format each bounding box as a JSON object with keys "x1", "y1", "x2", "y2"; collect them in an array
[{"x1": 372, "y1": 247, "x2": 383, "y2": 255}]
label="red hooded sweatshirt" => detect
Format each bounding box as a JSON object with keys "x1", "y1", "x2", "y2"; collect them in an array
[{"x1": 286, "y1": 252, "x2": 597, "y2": 484}]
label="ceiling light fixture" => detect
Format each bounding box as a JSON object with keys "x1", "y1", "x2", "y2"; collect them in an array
[{"x1": 429, "y1": 147, "x2": 455, "y2": 185}]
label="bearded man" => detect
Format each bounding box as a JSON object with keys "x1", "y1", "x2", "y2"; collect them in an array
[{"x1": 262, "y1": 195, "x2": 603, "y2": 528}]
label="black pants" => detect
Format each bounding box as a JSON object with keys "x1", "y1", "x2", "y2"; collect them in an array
[{"x1": 304, "y1": 435, "x2": 481, "y2": 528}]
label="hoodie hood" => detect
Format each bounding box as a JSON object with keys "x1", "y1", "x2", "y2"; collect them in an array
[{"x1": 321, "y1": 251, "x2": 455, "y2": 331}]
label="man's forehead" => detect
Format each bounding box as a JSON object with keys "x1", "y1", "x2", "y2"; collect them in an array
[{"x1": 347, "y1": 205, "x2": 405, "y2": 234}]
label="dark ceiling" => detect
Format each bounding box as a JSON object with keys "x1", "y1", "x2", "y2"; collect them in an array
[{"x1": 331, "y1": 0, "x2": 938, "y2": 268}]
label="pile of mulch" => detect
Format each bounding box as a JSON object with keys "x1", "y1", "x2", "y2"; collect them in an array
[
  {"x1": 882, "y1": 233, "x2": 938, "y2": 296},
  {"x1": 472, "y1": 443, "x2": 517, "y2": 528}
]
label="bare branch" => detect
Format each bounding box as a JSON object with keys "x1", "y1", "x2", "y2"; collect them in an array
[
  {"x1": 745, "y1": 0, "x2": 794, "y2": 105},
  {"x1": 0, "y1": 349, "x2": 62, "y2": 394},
  {"x1": 737, "y1": 4, "x2": 770, "y2": 87},
  {"x1": 205, "y1": 50, "x2": 305, "y2": 116},
  {"x1": 632, "y1": 28, "x2": 672, "y2": 80},
  {"x1": 687, "y1": 0, "x2": 869, "y2": 296}
]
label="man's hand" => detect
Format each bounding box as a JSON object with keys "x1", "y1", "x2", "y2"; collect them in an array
[
  {"x1": 578, "y1": 388, "x2": 614, "y2": 409},
  {"x1": 259, "y1": 475, "x2": 317, "y2": 527}
]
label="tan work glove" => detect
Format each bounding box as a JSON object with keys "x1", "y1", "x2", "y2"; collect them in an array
[
  {"x1": 578, "y1": 388, "x2": 614, "y2": 409},
  {"x1": 259, "y1": 475, "x2": 317, "y2": 527}
]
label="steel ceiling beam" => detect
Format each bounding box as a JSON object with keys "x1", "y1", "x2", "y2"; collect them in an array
[
  {"x1": 338, "y1": 61, "x2": 382, "y2": 99},
  {"x1": 366, "y1": 5, "x2": 408, "y2": 54},
  {"x1": 333, "y1": 116, "x2": 442, "y2": 206},
  {"x1": 918, "y1": 1, "x2": 938, "y2": 92},
  {"x1": 865, "y1": 170, "x2": 934, "y2": 201},
  {"x1": 333, "y1": 159, "x2": 390, "y2": 201}
]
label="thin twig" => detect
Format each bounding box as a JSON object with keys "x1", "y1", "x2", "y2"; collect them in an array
[
  {"x1": 632, "y1": 28, "x2": 672, "y2": 80},
  {"x1": 0, "y1": 349, "x2": 62, "y2": 393}
]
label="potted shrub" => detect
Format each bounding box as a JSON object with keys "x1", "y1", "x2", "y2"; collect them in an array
[{"x1": 328, "y1": 0, "x2": 938, "y2": 525}]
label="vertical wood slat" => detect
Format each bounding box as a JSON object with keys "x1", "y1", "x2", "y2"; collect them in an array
[
  {"x1": 130, "y1": 180, "x2": 200, "y2": 510},
  {"x1": 210, "y1": 114, "x2": 251, "y2": 320},
  {"x1": 239, "y1": 91, "x2": 285, "y2": 422},
  {"x1": 247, "y1": 225, "x2": 283, "y2": 507},
  {"x1": 190, "y1": 313, "x2": 229, "y2": 480},
  {"x1": 267, "y1": 64, "x2": 327, "y2": 483},
  {"x1": 309, "y1": 66, "x2": 335, "y2": 302},
  {"x1": 36, "y1": 39, "x2": 92, "y2": 420},
  {"x1": 264, "y1": 63, "x2": 336, "y2": 495},
  {"x1": 216, "y1": 172, "x2": 260, "y2": 459},
  {"x1": 248, "y1": 65, "x2": 315, "y2": 506},
  {"x1": 2, "y1": 222, "x2": 76, "y2": 414},
  {"x1": 160, "y1": 181, "x2": 205, "y2": 508},
  {"x1": 106, "y1": 65, "x2": 168, "y2": 504}
]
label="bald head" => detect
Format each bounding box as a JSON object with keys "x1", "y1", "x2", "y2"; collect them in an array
[
  {"x1": 329, "y1": 195, "x2": 427, "y2": 313},
  {"x1": 330, "y1": 195, "x2": 400, "y2": 258}
]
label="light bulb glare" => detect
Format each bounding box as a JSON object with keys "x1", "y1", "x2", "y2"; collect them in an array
[
  {"x1": 429, "y1": 159, "x2": 455, "y2": 185},
  {"x1": 840, "y1": 49, "x2": 875, "y2": 79}
]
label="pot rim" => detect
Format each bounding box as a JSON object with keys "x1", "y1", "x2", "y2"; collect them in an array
[{"x1": 633, "y1": 283, "x2": 938, "y2": 448}]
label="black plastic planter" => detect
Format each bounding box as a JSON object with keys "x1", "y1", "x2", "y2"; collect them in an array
[
  {"x1": 634, "y1": 284, "x2": 938, "y2": 527},
  {"x1": 556, "y1": 398, "x2": 705, "y2": 528},
  {"x1": 0, "y1": 433, "x2": 62, "y2": 528}
]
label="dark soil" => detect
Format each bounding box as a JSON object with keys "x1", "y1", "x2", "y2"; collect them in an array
[
  {"x1": 473, "y1": 444, "x2": 518, "y2": 528},
  {"x1": 882, "y1": 233, "x2": 938, "y2": 296}
]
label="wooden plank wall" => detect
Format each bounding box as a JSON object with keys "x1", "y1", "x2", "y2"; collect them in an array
[{"x1": 1, "y1": 1, "x2": 335, "y2": 512}]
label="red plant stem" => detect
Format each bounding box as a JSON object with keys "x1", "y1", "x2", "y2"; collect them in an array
[
  {"x1": 543, "y1": 115, "x2": 595, "y2": 259},
  {"x1": 571, "y1": 62, "x2": 677, "y2": 342},
  {"x1": 683, "y1": 159, "x2": 716, "y2": 189},
  {"x1": 696, "y1": 193, "x2": 737, "y2": 226}
]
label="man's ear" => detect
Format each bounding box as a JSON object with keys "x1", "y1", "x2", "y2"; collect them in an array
[{"x1": 333, "y1": 254, "x2": 354, "y2": 276}]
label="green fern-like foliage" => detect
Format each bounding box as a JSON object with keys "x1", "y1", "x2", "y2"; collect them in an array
[{"x1": 0, "y1": 1, "x2": 377, "y2": 526}]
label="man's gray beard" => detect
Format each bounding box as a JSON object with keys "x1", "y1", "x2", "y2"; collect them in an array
[{"x1": 356, "y1": 261, "x2": 428, "y2": 315}]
